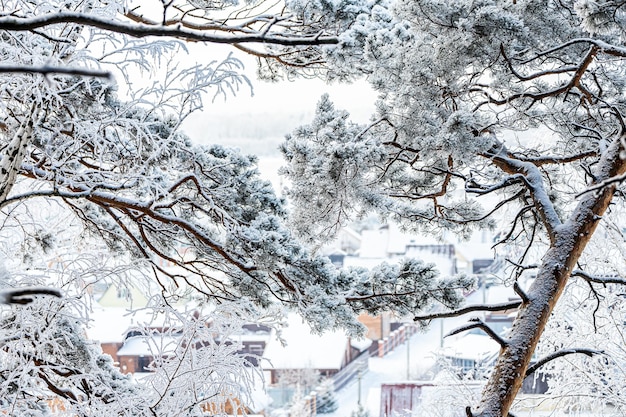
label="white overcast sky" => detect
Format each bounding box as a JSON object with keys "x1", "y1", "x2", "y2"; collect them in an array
[
  {"x1": 180, "y1": 47, "x2": 378, "y2": 153},
  {"x1": 130, "y1": 43, "x2": 379, "y2": 185}
]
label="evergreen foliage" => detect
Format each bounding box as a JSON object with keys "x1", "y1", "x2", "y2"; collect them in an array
[
  {"x1": 0, "y1": 0, "x2": 474, "y2": 415},
  {"x1": 281, "y1": 0, "x2": 626, "y2": 415}
]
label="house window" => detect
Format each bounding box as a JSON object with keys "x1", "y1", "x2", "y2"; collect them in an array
[
  {"x1": 116, "y1": 287, "x2": 129, "y2": 299},
  {"x1": 137, "y1": 356, "x2": 152, "y2": 372}
]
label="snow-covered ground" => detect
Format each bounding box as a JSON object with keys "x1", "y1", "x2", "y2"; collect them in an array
[
  {"x1": 323, "y1": 287, "x2": 516, "y2": 417},
  {"x1": 325, "y1": 317, "x2": 471, "y2": 417},
  {"x1": 317, "y1": 283, "x2": 613, "y2": 417}
]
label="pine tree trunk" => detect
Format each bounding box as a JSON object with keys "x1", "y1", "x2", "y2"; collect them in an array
[{"x1": 474, "y1": 138, "x2": 626, "y2": 417}]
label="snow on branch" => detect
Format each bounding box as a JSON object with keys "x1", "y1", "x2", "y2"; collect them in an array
[
  {"x1": 414, "y1": 300, "x2": 521, "y2": 321},
  {"x1": 513, "y1": 282, "x2": 529, "y2": 304},
  {"x1": 525, "y1": 348, "x2": 604, "y2": 377},
  {"x1": 0, "y1": 287, "x2": 62, "y2": 305},
  {"x1": 464, "y1": 174, "x2": 525, "y2": 195},
  {"x1": 0, "y1": 12, "x2": 339, "y2": 46},
  {"x1": 445, "y1": 317, "x2": 508, "y2": 349},
  {"x1": 572, "y1": 269, "x2": 626, "y2": 285},
  {"x1": 0, "y1": 65, "x2": 111, "y2": 78},
  {"x1": 486, "y1": 143, "x2": 563, "y2": 242},
  {"x1": 576, "y1": 171, "x2": 626, "y2": 198}
]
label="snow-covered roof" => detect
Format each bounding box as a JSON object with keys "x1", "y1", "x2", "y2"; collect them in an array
[
  {"x1": 231, "y1": 333, "x2": 271, "y2": 343},
  {"x1": 359, "y1": 228, "x2": 390, "y2": 258},
  {"x1": 455, "y1": 242, "x2": 495, "y2": 262},
  {"x1": 351, "y1": 337, "x2": 373, "y2": 352},
  {"x1": 86, "y1": 306, "x2": 171, "y2": 343},
  {"x1": 442, "y1": 332, "x2": 499, "y2": 361},
  {"x1": 117, "y1": 335, "x2": 180, "y2": 357},
  {"x1": 86, "y1": 307, "x2": 137, "y2": 343},
  {"x1": 262, "y1": 314, "x2": 348, "y2": 370}
]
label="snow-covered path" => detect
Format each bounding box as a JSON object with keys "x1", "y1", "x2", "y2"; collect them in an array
[
  {"x1": 324, "y1": 319, "x2": 446, "y2": 417},
  {"x1": 324, "y1": 289, "x2": 499, "y2": 417}
]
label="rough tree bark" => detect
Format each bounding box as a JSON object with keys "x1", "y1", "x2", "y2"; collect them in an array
[{"x1": 472, "y1": 137, "x2": 626, "y2": 417}]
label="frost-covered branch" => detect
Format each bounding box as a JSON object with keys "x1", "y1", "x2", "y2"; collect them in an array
[
  {"x1": 486, "y1": 143, "x2": 563, "y2": 242},
  {"x1": 0, "y1": 287, "x2": 62, "y2": 304},
  {"x1": 525, "y1": 348, "x2": 604, "y2": 377},
  {"x1": 0, "y1": 12, "x2": 339, "y2": 46},
  {"x1": 413, "y1": 300, "x2": 522, "y2": 321},
  {"x1": 0, "y1": 65, "x2": 111, "y2": 78},
  {"x1": 446, "y1": 317, "x2": 508, "y2": 349},
  {"x1": 572, "y1": 270, "x2": 626, "y2": 285},
  {"x1": 512, "y1": 150, "x2": 598, "y2": 166},
  {"x1": 576, "y1": 170, "x2": 626, "y2": 197},
  {"x1": 464, "y1": 174, "x2": 525, "y2": 195}
]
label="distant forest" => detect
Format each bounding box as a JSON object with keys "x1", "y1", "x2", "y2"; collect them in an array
[{"x1": 184, "y1": 111, "x2": 313, "y2": 156}]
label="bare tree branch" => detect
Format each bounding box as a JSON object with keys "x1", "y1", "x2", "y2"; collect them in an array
[
  {"x1": 414, "y1": 300, "x2": 521, "y2": 321},
  {"x1": 0, "y1": 65, "x2": 111, "y2": 78},
  {"x1": 513, "y1": 282, "x2": 529, "y2": 304},
  {"x1": 0, "y1": 287, "x2": 62, "y2": 305},
  {"x1": 525, "y1": 348, "x2": 604, "y2": 377},
  {"x1": 446, "y1": 317, "x2": 508, "y2": 349},
  {"x1": 573, "y1": 269, "x2": 626, "y2": 285}
]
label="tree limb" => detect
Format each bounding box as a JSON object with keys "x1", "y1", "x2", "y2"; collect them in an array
[
  {"x1": 0, "y1": 287, "x2": 62, "y2": 305},
  {"x1": 446, "y1": 317, "x2": 508, "y2": 349},
  {"x1": 0, "y1": 12, "x2": 339, "y2": 46},
  {"x1": 414, "y1": 300, "x2": 521, "y2": 321},
  {"x1": 525, "y1": 348, "x2": 604, "y2": 377},
  {"x1": 0, "y1": 65, "x2": 111, "y2": 78},
  {"x1": 486, "y1": 143, "x2": 563, "y2": 243},
  {"x1": 513, "y1": 282, "x2": 529, "y2": 304},
  {"x1": 572, "y1": 269, "x2": 626, "y2": 285}
]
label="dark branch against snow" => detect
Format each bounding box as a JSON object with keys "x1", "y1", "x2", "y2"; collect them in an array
[
  {"x1": 525, "y1": 348, "x2": 604, "y2": 377},
  {"x1": 414, "y1": 300, "x2": 522, "y2": 321},
  {"x1": 0, "y1": 287, "x2": 62, "y2": 305},
  {"x1": 0, "y1": 65, "x2": 111, "y2": 78},
  {"x1": 446, "y1": 317, "x2": 508, "y2": 349},
  {"x1": 572, "y1": 269, "x2": 626, "y2": 285}
]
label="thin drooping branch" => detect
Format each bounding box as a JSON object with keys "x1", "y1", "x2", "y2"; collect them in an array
[
  {"x1": 446, "y1": 317, "x2": 508, "y2": 349},
  {"x1": 0, "y1": 13, "x2": 339, "y2": 46},
  {"x1": 414, "y1": 300, "x2": 522, "y2": 321},
  {"x1": 518, "y1": 38, "x2": 626, "y2": 63},
  {"x1": 525, "y1": 348, "x2": 604, "y2": 377},
  {"x1": 576, "y1": 169, "x2": 626, "y2": 197},
  {"x1": 500, "y1": 43, "x2": 578, "y2": 82}
]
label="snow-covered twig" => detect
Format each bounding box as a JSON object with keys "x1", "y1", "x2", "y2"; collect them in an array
[
  {"x1": 0, "y1": 287, "x2": 62, "y2": 305},
  {"x1": 414, "y1": 300, "x2": 521, "y2": 321},
  {"x1": 525, "y1": 348, "x2": 604, "y2": 377},
  {"x1": 446, "y1": 317, "x2": 508, "y2": 348},
  {"x1": 572, "y1": 269, "x2": 626, "y2": 285},
  {"x1": 0, "y1": 65, "x2": 111, "y2": 78}
]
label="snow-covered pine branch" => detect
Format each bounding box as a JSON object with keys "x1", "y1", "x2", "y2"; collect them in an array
[
  {"x1": 280, "y1": 1, "x2": 626, "y2": 416},
  {"x1": 0, "y1": 12, "x2": 339, "y2": 46}
]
